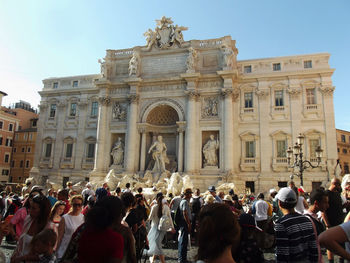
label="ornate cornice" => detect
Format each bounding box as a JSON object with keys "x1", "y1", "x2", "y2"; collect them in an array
[
  {"x1": 57, "y1": 101, "x2": 67, "y2": 108},
  {"x1": 128, "y1": 94, "x2": 140, "y2": 104},
  {"x1": 287, "y1": 86, "x2": 301, "y2": 98},
  {"x1": 221, "y1": 88, "x2": 239, "y2": 101},
  {"x1": 98, "y1": 96, "x2": 111, "y2": 106},
  {"x1": 255, "y1": 89, "x2": 269, "y2": 99}
]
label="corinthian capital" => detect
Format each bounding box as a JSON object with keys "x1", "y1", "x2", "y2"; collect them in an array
[
  {"x1": 128, "y1": 94, "x2": 139, "y2": 104},
  {"x1": 287, "y1": 86, "x2": 301, "y2": 98},
  {"x1": 185, "y1": 90, "x2": 200, "y2": 101},
  {"x1": 255, "y1": 89, "x2": 269, "y2": 99},
  {"x1": 98, "y1": 96, "x2": 111, "y2": 106},
  {"x1": 319, "y1": 85, "x2": 335, "y2": 96}
]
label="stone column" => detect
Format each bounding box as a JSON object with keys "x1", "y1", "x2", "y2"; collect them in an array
[
  {"x1": 93, "y1": 96, "x2": 111, "y2": 174},
  {"x1": 139, "y1": 126, "x2": 147, "y2": 172},
  {"x1": 184, "y1": 91, "x2": 199, "y2": 173},
  {"x1": 177, "y1": 121, "x2": 186, "y2": 173},
  {"x1": 287, "y1": 83, "x2": 302, "y2": 146},
  {"x1": 74, "y1": 100, "x2": 88, "y2": 171},
  {"x1": 221, "y1": 88, "x2": 234, "y2": 172},
  {"x1": 53, "y1": 100, "x2": 67, "y2": 169},
  {"x1": 125, "y1": 94, "x2": 139, "y2": 173}
]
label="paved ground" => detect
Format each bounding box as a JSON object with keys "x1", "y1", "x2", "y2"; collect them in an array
[{"x1": 0, "y1": 239, "x2": 340, "y2": 262}]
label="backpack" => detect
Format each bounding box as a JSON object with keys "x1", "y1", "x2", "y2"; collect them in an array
[
  {"x1": 191, "y1": 197, "x2": 201, "y2": 214},
  {"x1": 305, "y1": 214, "x2": 326, "y2": 235},
  {"x1": 158, "y1": 214, "x2": 172, "y2": 231}
]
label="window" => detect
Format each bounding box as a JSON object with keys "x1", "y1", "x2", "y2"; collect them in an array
[
  {"x1": 310, "y1": 139, "x2": 320, "y2": 157},
  {"x1": 0, "y1": 121, "x2": 2, "y2": 129},
  {"x1": 53, "y1": 82, "x2": 58, "y2": 89},
  {"x1": 15, "y1": 134, "x2": 18, "y2": 140},
  {"x1": 278, "y1": 181, "x2": 288, "y2": 188},
  {"x1": 27, "y1": 147, "x2": 31, "y2": 153},
  {"x1": 345, "y1": 163, "x2": 350, "y2": 174},
  {"x1": 276, "y1": 140, "x2": 287, "y2": 157},
  {"x1": 32, "y1": 120, "x2": 37, "y2": 127},
  {"x1": 275, "y1": 90, "x2": 284, "y2": 107},
  {"x1": 1, "y1": 170, "x2": 9, "y2": 176},
  {"x1": 306, "y1": 88, "x2": 316, "y2": 104},
  {"x1": 5, "y1": 138, "x2": 12, "y2": 147},
  {"x1": 23, "y1": 133, "x2": 27, "y2": 140},
  {"x1": 304, "y1": 60, "x2": 312, "y2": 69},
  {"x1": 87, "y1": 143, "x2": 95, "y2": 158},
  {"x1": 20, "y1": 160, "x2": 24, "y2": 168},
  {"x1": 72, "y1": 81, "x2": 78, "y2": 87},
  {"x1": 338, "y1": 148, "x2": 340, "y2": 153},
  {"x1": 11, "y1": 160, "x2": 15, "y2": 168},
  {"x1": 70, "y1": 103, "x2": 77, "y2": 117},
  {"x1": 244, "y1": 92, "x2": 253, "y2": 108},
  {"x1": 4, "y1": 154, "x2": 10, "y2": 163},
  {"x1": 245, "y1": 181, "x2": 255, "y2": 194},
  {"x1": 273, "y1": 63, "x2": 281, "y2": 71},
  {"x1": 29, "y1": 133, "x2": 33, "y2": 140},
  {"x1": 66, "y1": 143, "x2": 73, "y2": 158},
  {"x1": 50, "y1": 104, "x2": 57, "y2": 118},
  {"x1": 45, "y1": 143, "x2": 52, "y2": 158},
  {"x1": 9, "y1": 123, "x2": 13, "y2": 131},
  {"x1": 0, "y1": 137, "x2": 2, "y2": 145},
  {"x1": 13, "y1": 147, "x2": 16, "y2": 153},
  {"x1": 244, "y1": 65, "x2": 252, "y2": 73},
  {"x1": 245, "y1": 141, "x2": 255, "y2": 158},
  {"x1": 312, "y1": 182, "x2": 322, "y2": 191},
  {"x1": 343, "y1": 149, "x2": 348, "y2": 154},
  {"x1": 341, "y1": 135, "x2": 346, "y2": 143},
  {"x1": 21, "y1": 147, "x2": 25, "y2": 152},
  {"x1": 91, "y1": 101, "x2": 98, "y2": 117},
  {"x1": 25, "y1": 160, "x2": 30, "y2": 168}
]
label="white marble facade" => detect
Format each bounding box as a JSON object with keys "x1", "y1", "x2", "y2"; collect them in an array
[{"x1": 31, "y1": 17, "x2": 338, "y2": 193}]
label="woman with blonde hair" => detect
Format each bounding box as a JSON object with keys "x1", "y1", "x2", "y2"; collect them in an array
[
  {"x1": 48, "y1": 201, "x2": 66, "y2": 251},
  {"x1": 56, "y1": 195, "x2": 84, "y2": 260}
]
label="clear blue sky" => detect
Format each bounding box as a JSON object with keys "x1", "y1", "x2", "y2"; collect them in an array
[{"x1": 0, "y1": 0, "x2": 349, "y2": 130}]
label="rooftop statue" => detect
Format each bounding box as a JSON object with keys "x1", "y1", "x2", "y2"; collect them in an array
[{"x1": 144, "y1": 16, "x2": 188, "y2": 50}]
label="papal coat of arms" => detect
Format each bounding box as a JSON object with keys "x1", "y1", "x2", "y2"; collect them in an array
[{"x1": 144, "y1": 16, "x2": 188, "y2": 50}]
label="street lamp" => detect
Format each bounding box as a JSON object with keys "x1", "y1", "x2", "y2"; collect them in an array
[{"x1": 286, "y1": 133, "x2": 323, "y2": 186}]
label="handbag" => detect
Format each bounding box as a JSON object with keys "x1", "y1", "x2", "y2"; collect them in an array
[{"x1": 158, "y1": 214, "x2": 172, "y2": 231}]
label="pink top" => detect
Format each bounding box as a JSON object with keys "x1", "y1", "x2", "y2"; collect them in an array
[{"x1": 10, "y1": 207, "x2": 27, "y2": 238}]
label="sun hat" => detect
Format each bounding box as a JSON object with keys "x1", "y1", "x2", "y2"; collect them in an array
[
  {"x1": 223, "y1": 195, "x2": 233, "y2": 202},
  {"x1": 208, "y1": 185, "x2": 216, "y2": 192}
]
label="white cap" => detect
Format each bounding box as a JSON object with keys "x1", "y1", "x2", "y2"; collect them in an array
[
  {"x1": 269, "y1": 188, "x2": 277, "y2": 194},
  {"x1": 276, "y1": 187, "x2": 297, "y2": 203}
]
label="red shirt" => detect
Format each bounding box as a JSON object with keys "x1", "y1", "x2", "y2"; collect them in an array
[
  {"x1": 63, "y1": 202, "x2": 71, "y2": 214},
  {"x1": 78, "y1": 227, "x2": 124, "y2": 263}
]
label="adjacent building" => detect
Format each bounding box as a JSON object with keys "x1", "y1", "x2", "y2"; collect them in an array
[
  {"x1": 31, "y1": 17, "x2": 338, "y2": 193},
  {"x1": 337, "y1": 129, "x2": 350, "y2": 175}
]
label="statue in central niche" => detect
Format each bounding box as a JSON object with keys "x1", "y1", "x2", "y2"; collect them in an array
[
  {"x1": 148, "y1": 135, "x2": 169, "y2": 173},
  {"x1": 203, "y1": 134, "x2": 219, "y2": 167}
]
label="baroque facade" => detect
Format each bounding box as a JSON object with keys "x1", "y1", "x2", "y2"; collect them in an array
[{"x1": 32, "y1": 17, "x2": 338, "y2": 193}]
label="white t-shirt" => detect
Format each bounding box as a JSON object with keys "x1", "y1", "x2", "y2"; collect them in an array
[
  {"x1": 254, "y1": 199, "x2": 269, "y2": 221},
  {"x1": 340, "y1": 221, "x2": 350, "y2": 263},
  {"x1": 295, "y1": 196, "x2": 306, "y2": 214}
]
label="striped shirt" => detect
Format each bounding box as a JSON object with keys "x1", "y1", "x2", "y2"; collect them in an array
[{"x1": 275, "y1": 212, "x2": 318, "y2": 263}]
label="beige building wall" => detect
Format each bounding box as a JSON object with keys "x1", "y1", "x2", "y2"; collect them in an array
[{"x1": 336, "y1": 129, "x2": 350, "y2": 175}]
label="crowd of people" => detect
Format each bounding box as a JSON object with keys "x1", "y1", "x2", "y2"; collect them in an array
[{"x1": 1, "y1": 177, "x2": 350, "y2": 262}]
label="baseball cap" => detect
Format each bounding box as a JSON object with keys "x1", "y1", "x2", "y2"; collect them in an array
[
  {"x1": 269, "y1": 188, "x2": 277, "y2": 194},
  {"x1": 208, "y1": 186, "x2": 216, "y2": 192},
  {"x1": 239, "y1": 213, "x2": 262, "y2": 232},
  {"x1": 276, "y1": 187, "x2": 297, "y2": 203}
]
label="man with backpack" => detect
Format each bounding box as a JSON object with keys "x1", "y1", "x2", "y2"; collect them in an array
[{"x1": 190, "y1": 188, "x2": 203, "y2": 240}]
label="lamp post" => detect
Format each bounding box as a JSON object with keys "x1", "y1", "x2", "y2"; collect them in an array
[{"x1": 286, "y1": 133, "x2": 323, "y2": 186}]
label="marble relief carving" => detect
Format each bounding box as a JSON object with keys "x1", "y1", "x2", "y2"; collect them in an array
[
  {"x1": 202, "y1": 97, "x2": 219, "y2": 118},
  {"x1": 112, "y1": 102, "x2": 127, "y2": 121}
]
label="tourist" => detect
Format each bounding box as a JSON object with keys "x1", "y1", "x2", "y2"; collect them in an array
[
  {"x1": 123, "y1": 183, "x2": 131, "y2": 193},
  {"x1": 304, "y1": 188, "x2": 329, "y2": 262},
  {"x1": 147, "y1": 193, "x2": 174, "y2": 263},
  {"x1": 11, "y1": 195, "x2": 51, "y2": 262},
  {"x1": 9, "y1": 196, "x2": 31, "y2": 239},
  {"x1": 178, "y1": 188, "x2": 192, "y2": 263},
  {"x1": 121, "y1": 192, "x2": 138, "y2": 232},
  {"x1": 208, "y1": 186, "x2": 222, "y2": 203},
  {"x1": 57, "y1": 189, "x2": 70, "y2": 214},
  {"x1": 204, "y1": 194, "x2": 214, "y2": 205},
  {"x1": 270, "y1": 188, "x2": 283, "y2": 223},
  {"x1": 56, "y1": 195, "x2": 84, "y2": 260},
  {"x1": 81, "y1": 195, "x2": 95, "y2": 216},
  {"x1": 48, "y1": 200, "x2": 66, "y2": 251},
  {"x1": 190, "y1": 189, "x2": 203, "y2": 238},
  {"x1": 13, "y1": 228, "x2": 57, "y2": 263},
  {"x1": 65, "y1": 181, "x2": 73, "y2": 191},
  {"x1": 322, "y1": 178, "x2": 345, "y2": 262},
  {"x1": 250, "y1": 193, "x2": 269, "y2": 249},
  {"x1": 196, "y1": 203, "x2": 240, "y2": 263},
  {"x1": 294, "y1": 186, "x2": 308, "y2": 214},
  {"x1": 78, "y1": 196, "x2": 124, "y2": 263},
  {"x1": 47, "y1": 189, "x2": 57, "y2": 207},
  {"x1": 95, "y1": 183, "x2": 109, "y2": 201},
  {"x1": 234, "y1": 213, "x2": 264, "y2": 263},
  {"x1": 135, "y1": 187, "x2": 149, "y2": 207},
  {"x1": 223, "y1": 195, "x2": 239, "y2": 215},
  {"x1": 81, "y1": 182, "x2": 94, "y2": 206},
  {"x1": 115, "y1": 187, "x2": 122, "y2": 197},
  {"x1": 21, "y1": 179, "x2": 32, "y2": 197},
  {"x1": 275, "y1": 187, "x2": 318, "y2": 262}
]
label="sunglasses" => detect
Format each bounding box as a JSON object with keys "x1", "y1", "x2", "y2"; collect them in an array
[
  {"x1": 72, "y1": 203, "x2": 82, "y2": 207},
  {"x1": 32, "y1": 194, "x2": 45, "y2": 203}
]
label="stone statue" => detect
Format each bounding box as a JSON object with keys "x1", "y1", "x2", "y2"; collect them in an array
[
  {"x1": 203, "y1": 135, "x2": 219, "y2": 167},
  {"x1": 113, "y1": 102, "x2": 127, "y2": 121},
  {"x1": 148, "y1": 135, "x2": 169, "y2": 173},
  {"x1": 221, "y1": 44, "x2": 235, "y2": 70},
  {"x1": 129, "y1": 51, "x2": 140, "y2": 76},
  {"x1": 186, "y1": 47, "x2": 198, "y2": 73},
  {"x1": 98, "y1": 59, "x2": 105, "y2": 77},
  {"x1": 111, "y1": 137, "x2": 124, "y2": 166},
  {"x1": 144, "y1": 16, "x2": 188, "y2": 50}
]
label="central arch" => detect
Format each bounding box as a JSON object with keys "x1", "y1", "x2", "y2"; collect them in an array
[{"x1": 141, "y1": 98, "x2": 185, "y2": 123}]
